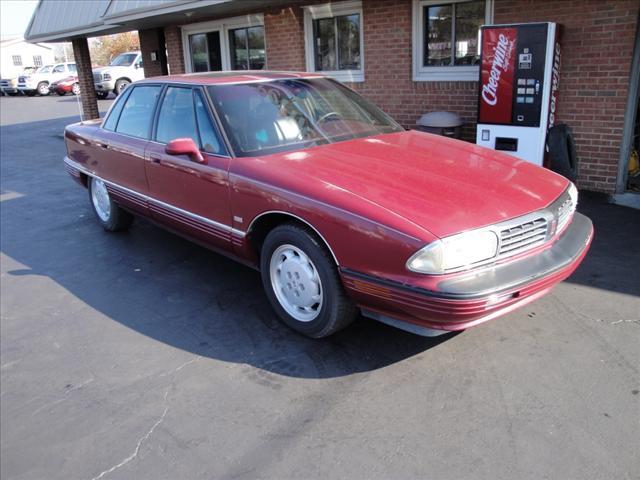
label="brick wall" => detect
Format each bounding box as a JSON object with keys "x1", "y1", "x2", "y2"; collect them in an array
[
  {"x1": 164, "y1": 25, "x2": 185, "y2": 74},
  {"x1": 161, "y1": 0, "x2": 639, "y2": 192}
]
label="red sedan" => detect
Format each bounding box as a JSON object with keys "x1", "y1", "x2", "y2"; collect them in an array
[
  {"x1": 50, "y1": 76, "x2": 80, "y2": 96},
  {"x1": 63, "y1": 72, "x2": 593, "y2": 338}
]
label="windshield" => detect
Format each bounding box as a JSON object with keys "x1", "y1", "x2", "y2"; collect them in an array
[
  {"x1": 110, "y1": 53, "x2": 137, "y2": 67},
  {"x1": 37, "y1": 65, "x2": 52, "y2": 74},
  {"x1": 207, "y1": 78, "x2": 403, "y2": 157}
]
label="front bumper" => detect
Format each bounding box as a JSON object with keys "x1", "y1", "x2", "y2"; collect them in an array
[
  {"x1": 1, "y1": 86, "x2": 18, "y2": 94},
  {"x1": 342, "y1": 213, "x2": 593, "y2": 334},
  {"x1": 95, "y1": 81, "x2": 114, "y2": 92}
]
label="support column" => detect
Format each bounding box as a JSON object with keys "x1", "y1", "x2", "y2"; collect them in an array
[
  {"x1": 71, "y1": 38, "x2": 99, "y2": 120},
  {"x1": 139, "y1": 28, "x2": 168, "y2": 77}
]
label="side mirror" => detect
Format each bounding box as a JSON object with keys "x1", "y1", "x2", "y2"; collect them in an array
[{"x1": 165, "y1": 138, "x2": 204, "y2": 163}]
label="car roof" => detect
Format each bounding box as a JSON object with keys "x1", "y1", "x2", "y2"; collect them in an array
[{"x1": 138, "y1": 71, "x2": 326, "y2": 86}]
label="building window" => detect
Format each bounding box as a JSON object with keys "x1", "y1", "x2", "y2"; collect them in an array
[
  {"x1": 229, "y1": 26, "x2": 265, "y2": 70},
  {"x1": 33, "y1": 55, "x2": 43, "y2": 67},
  {"x1": 181, "y1": 15, "x2": 265, "y2": 73},
  {"x1": 413, "y1": 0, "x2": 493, "y2": 81},
  {"x1": 303, "y1": 1, "x2": 364, "y2": 82},
  {"x1": 12, "y1": 55, "x2": 22, "y2": 66}
]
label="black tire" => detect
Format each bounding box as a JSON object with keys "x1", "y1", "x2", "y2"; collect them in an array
[
  {"x1": 7, "y1": 92, "x2": 18, "y2": 96},
  {"x1": 56, "y1": 90, "x2": 66, "y2": 96},
  {"x1": 260, "y1": 223, "x2": 357, "y2": 338},
  {"x1": 96, "y1": 91, "x2": 108, "y2": 100},
  {"x1": 114, "y1": 79, "x2": 129, "y2": 95},
  {"x1": 88, "y1": 177, "x2": 134, "y2": 232},
  {"x1": 547, "y1": 124, "x2": 578, "y2": 182},
  {"x1": 72, "y1": 83, "x2": 80, "y2": 96},
  {"x1": 25, "y1": 91, "x2": 36, "y2": 97},
  {"x1": 37, "y1": 82, "x2": 50, "y2": 96}
]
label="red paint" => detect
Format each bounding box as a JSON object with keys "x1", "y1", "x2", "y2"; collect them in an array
[
  {"x1": 479, "y1": 27, "x2": 517, "y2": 124},
  {"x1": 64, "y1": 73, "x2": 592, "y2": 333}
]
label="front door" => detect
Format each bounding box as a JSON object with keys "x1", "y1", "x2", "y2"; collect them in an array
[
  {"x1": 188, "y1": 31, "x2": 223, "y2": 72},
  {"x1": 144, "y1": 85, "x2": 232, "y2": 250}
]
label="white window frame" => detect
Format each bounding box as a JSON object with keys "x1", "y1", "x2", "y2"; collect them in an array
[
  {"x1": 12, "y1": 55, "x2": 22, "y2": 66},
  {"x1": 412, "y1": 0, "x2": 493, "y2": 81},
  {"x1": 33, "y1": 55, "x2": 43, "y2": 67},
  {"x1": 181, "y1": 14, "x2": 266, "y2": 73},
  {"x1": 303, "y1": 1, "x2": 365, "y2": 83}
]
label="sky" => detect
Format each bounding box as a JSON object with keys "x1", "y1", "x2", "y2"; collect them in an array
[{"x1": 1, "y1": 0, "x2": 39, "y2": 38}]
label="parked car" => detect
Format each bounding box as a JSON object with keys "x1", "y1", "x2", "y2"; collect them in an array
[
  {"x1": 17, "y1": 62, "x2": 76, "y2": 96},
  {"x1": 93, "y1": 51, "x2": 144, "y2": 99},
  {"x1": 49, "y1": 75, "x2": 80, "y2": 96},
  {"x1": 63, "y1": 72, "x2": 593, "y2": 338},
  {"x1": 1, "y1": 66, "x2": 37, "y2": 95}
]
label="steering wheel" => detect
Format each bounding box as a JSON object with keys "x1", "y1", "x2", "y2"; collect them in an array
[{"x1": 317, "y1": 111, "x2": 342, "y2": 124}]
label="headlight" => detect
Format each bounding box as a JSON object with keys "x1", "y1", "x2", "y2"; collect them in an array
[
  {"x1": 568, "y1": 182, "x2": 578, "y2": 207},
  {"x1": 103, "y1": 73, "x2": 111, "y2": 81},
  {"x1": 407, "y1": 230, "x2": 498, "y2": 274}
]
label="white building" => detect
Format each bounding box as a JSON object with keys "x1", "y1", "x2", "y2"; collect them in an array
[{"x1": 0, "y1": 36, "x2": 55, "y2": 78}]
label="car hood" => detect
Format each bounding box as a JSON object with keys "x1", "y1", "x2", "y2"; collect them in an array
[
  {"x1": 262, "y1": 130, "x2": 569, "y2": 239},
  {"x1": 93, "y1": 66, "x2": 128, "y2": 75}
]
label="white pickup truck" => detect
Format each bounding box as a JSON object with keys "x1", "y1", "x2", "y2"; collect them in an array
[
  {"x1": 93, "y1": 51, "x2": 145, "y2": 99},
  {"x1": 17, "y1": 63, "x2": 77, "y2": 96}
]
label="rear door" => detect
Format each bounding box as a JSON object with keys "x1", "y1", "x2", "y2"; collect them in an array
[
  {"x1": 97, "y1": 84, "x2": 163, "y2": 214},
  {"x1": 144, "y1": 85, "x2": 232, "y2": 250}
]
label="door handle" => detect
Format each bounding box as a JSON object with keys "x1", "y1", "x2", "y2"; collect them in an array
[
  {"x1": 96, "y1": 142, "x2": 109, "y2": 149},
  {"x1": 148, "y1": 155, "x2": 162, "y2": 164}
]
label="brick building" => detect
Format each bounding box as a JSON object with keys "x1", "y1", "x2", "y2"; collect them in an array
[{"x1": 25, "y1": 0, "x2": 640, "y2": 203}]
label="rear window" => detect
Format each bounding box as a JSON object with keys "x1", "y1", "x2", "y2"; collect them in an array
[{"x1": 115, "y1": 85, "x2": 161, "y2": 139}]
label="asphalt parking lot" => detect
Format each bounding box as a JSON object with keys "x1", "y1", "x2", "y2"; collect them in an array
[{"x1": 1, "y1": 94, "x2": 639, "y2": 480}]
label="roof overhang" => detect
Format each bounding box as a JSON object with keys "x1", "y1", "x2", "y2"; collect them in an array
[{"x1": 25, "y1": 0, "x2": 286, "y2": 43}]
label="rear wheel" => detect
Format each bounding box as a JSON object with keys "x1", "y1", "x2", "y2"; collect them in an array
[
  {"x1": 260, "y1": 224, "x2": 357, "y2": 338},
  {"x1": 88, "y1": 177, "x2": 134, "y2": 232},
  {"x1": 72, "y1": 83, "x2": 80, "y2": 95}
]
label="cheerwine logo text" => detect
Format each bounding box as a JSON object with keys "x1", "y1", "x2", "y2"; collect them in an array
[
  {"x1": 481, "y1": 33, "x2": 514, "y2": 106},
  {"x1": 548, "y1": 41, "x2": 561, "y2": 128}
]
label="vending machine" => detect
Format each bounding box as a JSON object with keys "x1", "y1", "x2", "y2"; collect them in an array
[{"x1": 476, "y1": 22, "x2": 561, "y2": 166}]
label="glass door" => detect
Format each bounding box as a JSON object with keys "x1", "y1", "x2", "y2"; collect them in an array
[{"x1": 189, "y1": 31, "x2": 222, "y2": 72}]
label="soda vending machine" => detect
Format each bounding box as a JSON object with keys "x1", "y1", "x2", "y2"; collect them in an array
[{"x1": 476, "y1": 22, "x2": 561, "y2": 166}]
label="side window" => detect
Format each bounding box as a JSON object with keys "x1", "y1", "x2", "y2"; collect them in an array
[
  {"x1": 156, "y1": 87, "x2": 198, "y2": 145},
  {"x1": 194, "y1": 90, "x2": 225, "y2": 155},
  {"x1": 53, "y1": 64, "x2": 65, "y2": 73},
  {"x1": 102, "y1": 88, "x2": 131, "y2": 131},
  {"x1": 115, "y1": 85, "x2": 161, "y2": 139},
  {"x1": 68, "y1": 64, "x2": 77, "y2": 73}
]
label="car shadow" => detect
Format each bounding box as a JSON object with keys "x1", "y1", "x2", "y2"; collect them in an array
[
  {"x1": 1, "y1": 116, "x2": 457, "y2": 379},
  {"x1": 565, "y1": 191, "x2": 640, "y2": 297}
]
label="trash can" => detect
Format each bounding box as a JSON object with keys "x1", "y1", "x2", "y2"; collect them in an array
[{"x1": 415, "y1": 111, "x2": 463, "y2": 139}]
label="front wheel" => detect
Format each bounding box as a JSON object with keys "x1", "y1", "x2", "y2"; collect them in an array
[
  {"x1": 260, "y1": 224, "x2": 357, "y2": 338},
  {"x1": 114, "y1": 79, "x2": 129, "y2": 95},
  {"x1": 88, "y1": 177, "x2": 134, "y2": 232},
  {"x1": 72, "y1": 83, "x2": 80, "y2": 95},
  {"x1": 37, "y1": 82, "x2": 49, "y2": 96}
]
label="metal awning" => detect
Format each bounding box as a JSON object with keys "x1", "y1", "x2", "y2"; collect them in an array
[{"x1": 25, "y1": 0, "x2": 285, "y2": 43}]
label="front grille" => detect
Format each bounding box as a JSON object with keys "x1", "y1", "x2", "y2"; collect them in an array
[
  {"x1": 93, "y1": 73, "x2": 102, "y2": 82},
  {"x1": 498, "y1": 217, "x2": 549, "y2": 257},
  {"x1": 0, "y1": 80, "x2": 8, "y2": 87}
]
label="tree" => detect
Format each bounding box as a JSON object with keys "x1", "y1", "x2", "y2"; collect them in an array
[{"x1": 89, "y1": 31, "x2": 140, "y2": 66}]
